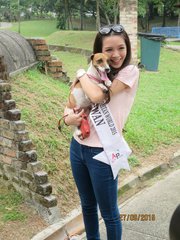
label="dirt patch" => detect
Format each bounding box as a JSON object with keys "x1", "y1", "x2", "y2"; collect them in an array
[
  {"x1": 133, "y1": 142, "x2": 179, "y2": 171},
  {"x1": 0, "y1": 204, "x2": 48, "y2": 240},
  {"x1": 0, "y1": 142, "x2": 179, "y2": 240}
]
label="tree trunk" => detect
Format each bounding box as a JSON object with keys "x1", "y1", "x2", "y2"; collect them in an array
[
  {"x1": 140, "y1": 17, "x2": 145, "y2": 30},
  {"x1": 104, "y1": 11, "x2": 111, "y2": 24},
  {"x1": 162, "y1": 1, "x2": 166, "y2": 27},
  {"x1": 64, "y1": 0, "x2": 69, "y2": 29},
  {"x1": 113, "y1": 0, "x2": 118, "y2": 24},
  {"x1": 148, "y1": 2, "x2": 154, "y2": 20},
  {"x1": 145, "y1": 3, "x2": 150, "y2": 32},
  {"x1": 80, "y1": 0, "x2": 84, "y2": 30},
  {"x1": 96, "y1": 0, "x2": 100, "y2": 29},
  {"x1": 67, "y1": 0, "x2": 73, "y2": 29}
]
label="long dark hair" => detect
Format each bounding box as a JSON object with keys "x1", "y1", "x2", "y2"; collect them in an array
[{"x1": 93, "y1": 26, "x2": 132, "y2": 75}]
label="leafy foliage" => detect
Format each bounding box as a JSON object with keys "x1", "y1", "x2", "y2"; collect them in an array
[
  {"x1": 138, "y1": 0, "x2": 179, "y2": 30},
  {"x1": 0, "y1": 0, "x2": 179, "y2": 30}
]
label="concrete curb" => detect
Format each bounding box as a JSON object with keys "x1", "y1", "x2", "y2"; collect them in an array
[
  {"x1": 164, "y1": 45, "x2": 180, "y2": 52},
  {"x1": 118, "y1": 150, "x2": 180, "y2": 200},
  {"x1": 48, "y1": 45, "x2": 92, "y2": 57},
  {"x1": 31, "y1": 150, "x2": 180, "y2": 240},
  {"x1": 31, "y1": 207, "x2": 83, "y2": 240},
  {"x1": 9, "y1": 62, "x2": 38, "y2": 77}
]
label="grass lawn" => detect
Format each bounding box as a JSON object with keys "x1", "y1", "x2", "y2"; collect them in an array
[
  {"x1": 0, "y1": 180, "x2": 27, "y2": 223},
  {"x1": 4, "y1": 18, "x2": 96, "y2": 39},
  {"x1": 8, "y1": 19, "x2": 58, "y2": 37},
  {"x1": 167, "y1": 41, "x2": 180, "y2": 45},
  {"x1": 125, "y1": 47, "x2": 180, "y2": 154},
  {"x1": 46, "y1": 30, "x2": 96, "y2": 50}
]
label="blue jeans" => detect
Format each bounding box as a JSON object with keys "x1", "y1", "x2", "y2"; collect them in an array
[{"x1": 70, "y1": 138, "x2": 122, "y2": 240}]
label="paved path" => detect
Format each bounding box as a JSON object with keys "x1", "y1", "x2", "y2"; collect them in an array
[
  {"x1": 82, "y1": 168, "x2": 180, "y2": 240},
  {"x1": 0, "y1": 22, "x2": 12, "y2": 28},
  {"x1": 166, "y1": 38, "x2": 180, "y2": 42},
  {"x1": 165, "y1": 38, "x2": 180, "y2": 51}
]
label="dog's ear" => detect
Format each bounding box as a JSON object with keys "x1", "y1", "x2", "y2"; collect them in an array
[
  {"x1": 90, "y1": 54, "x2": 94, "y2": 60},
  {"x1": 104, "y1": 53, "x2": 110, "y2": 60}
]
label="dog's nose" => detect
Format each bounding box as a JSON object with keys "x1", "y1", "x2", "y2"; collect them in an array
[{"x1": 105, "y1": 67, "x2": 110, "y2": 73}]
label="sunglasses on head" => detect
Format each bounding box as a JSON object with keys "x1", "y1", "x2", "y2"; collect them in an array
[{"x1": 99, "y1": 24, "x2": 124, "y2": 35}]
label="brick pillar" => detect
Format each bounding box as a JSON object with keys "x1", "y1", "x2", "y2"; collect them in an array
[
  {"x1": 27, "y1": 38, "x2": 52, "y2": 62},
  {"x1": 119, "y1": 0, "x2": 138, "y2": 63},
  {"x1": 27, "y1": 38, "x2": 69, "y2": 82},
  {"x1": 0, "y1": 56, "x2": 9, "y2": 80}
]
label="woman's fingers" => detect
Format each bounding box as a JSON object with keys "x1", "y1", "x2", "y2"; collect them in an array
[
  {"x1": 65, "y1": 109, "x2": 85, "y2": 126},
  {"x1": 77, "y1": 109, "x2": 84, "y2": 117}
]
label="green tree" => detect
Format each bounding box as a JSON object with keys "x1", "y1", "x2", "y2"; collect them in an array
[
  {"x1": 55, "y1": 0, "x2": 73, "y2": 29},
  {"x1": 100, "y1": 0, "x2": 119, "y2": 25},
  {"x1": 138, "y1": 0, "x2": 179, "y2": 30},
  {"x1": 55, "y1": 0, "x2": 120, "y2": 30}
]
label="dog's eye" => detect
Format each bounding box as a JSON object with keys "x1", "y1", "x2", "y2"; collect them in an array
[{"x1": 96, "y1": 59, "x2": 103, "y2": 64}]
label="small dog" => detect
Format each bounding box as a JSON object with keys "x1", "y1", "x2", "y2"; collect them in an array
[{"x1": 67, "y1": 53, "x2": 111, "y2": 139}]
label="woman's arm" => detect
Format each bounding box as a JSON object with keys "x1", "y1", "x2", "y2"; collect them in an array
[
  {"x1": 109, "y1": 79, "x2": 128, "y2": 96},
  {"x1": 78, "y1": 65, "x2": 139, "y2": 102},
  {"x1": 78, "y1": 71, "x2": 128, "y2": 104}
]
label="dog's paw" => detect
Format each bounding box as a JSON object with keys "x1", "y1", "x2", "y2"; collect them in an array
[
  {"x1": 75, "y1": 128, "x2": 81, "y2": 136},
  {"x1": 64, "y1": 235, "x2": 80, "y2": 240},
  {"x1": 70, "y1": 236, "x2": 80, "y2": 240},
  {"x1": 105, "y1": 80, "x2": 112, "y2": 87},
  {"x1": 75, "y1": 128, "x2": 83, "y2": 139}
]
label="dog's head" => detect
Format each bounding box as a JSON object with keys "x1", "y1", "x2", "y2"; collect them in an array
[{"x1": 91, "y1": 53, "x2": 110, "y2": 73}]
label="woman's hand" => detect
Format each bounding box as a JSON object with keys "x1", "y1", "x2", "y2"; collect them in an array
[{"x1": 64, "y1": 109, "x2": 84, "y2": 127}]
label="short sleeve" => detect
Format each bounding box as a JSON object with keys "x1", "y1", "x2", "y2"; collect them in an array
[{"x1": 115, "y1": 65, "x2": 139, "y2": 88}]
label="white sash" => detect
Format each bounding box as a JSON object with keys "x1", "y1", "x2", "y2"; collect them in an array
[{"x1": 89, "y1": 104, "x2": 131, "y2": 179}]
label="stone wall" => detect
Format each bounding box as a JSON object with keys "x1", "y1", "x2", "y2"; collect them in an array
[
  {"x1": 119, "y1": 0, "x2": 138, "y2": 63},
  {"x1": 0, "y1": 56, "x2": 60, "y2": 224},
  {"x1": 49, "y1": 44, "x2": 92, "y2": 57}
]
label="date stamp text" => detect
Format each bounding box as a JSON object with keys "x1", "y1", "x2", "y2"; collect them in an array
[{"x1": 120, "y1": 214, "x2": 156, "y2": 221}]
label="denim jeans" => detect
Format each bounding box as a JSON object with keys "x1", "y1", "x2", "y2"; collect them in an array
[{"x1": 70, "y1": 138, "x2": 122, "y2": 240}]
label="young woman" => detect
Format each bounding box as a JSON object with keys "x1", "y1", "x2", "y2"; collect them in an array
[{"x1": 64, "y1": 24, "x2": 139, "y2": 240}]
